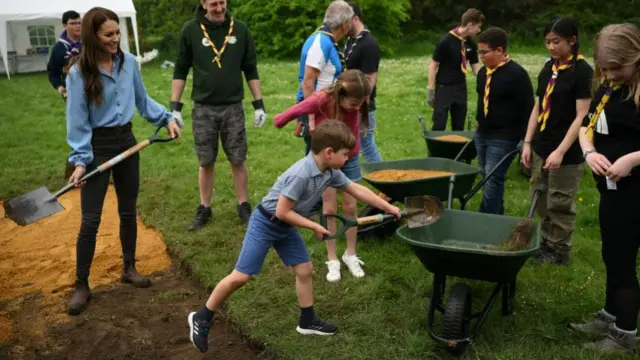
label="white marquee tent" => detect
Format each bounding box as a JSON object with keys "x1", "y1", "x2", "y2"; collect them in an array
[{"x1": 0, "y1": 0, "x2": 141, "y2": 79}]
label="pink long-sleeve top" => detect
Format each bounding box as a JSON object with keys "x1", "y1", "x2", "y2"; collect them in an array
[{"x1": 273, "y1": 91, "x2": 361, "y2": 158}]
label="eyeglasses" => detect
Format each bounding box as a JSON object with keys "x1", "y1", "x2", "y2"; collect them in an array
[{"x1": 478, "y1": 49, "x2": 494, "y2": 56}]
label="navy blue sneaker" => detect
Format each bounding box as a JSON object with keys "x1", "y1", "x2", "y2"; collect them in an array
[
  {"x1": 296, "y1": 316, "x2": 337, "y2": 336},
  {"x1": 188, "y1": 311, "x2": 212, "y2": 353}
]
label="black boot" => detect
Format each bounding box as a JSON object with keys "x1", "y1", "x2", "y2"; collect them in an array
[
  {"x1": 68, "y1": 278, "x2": 92, "y2": 316},
  {"x1": 187, "y1": 205, "x2": 212, "y2": 231},
  {"x1": 121, "y1": 260, "x2": 152, "y2": 288},
  {"x1": 237, "y1": 201, "x2": 252, "y2": 223}
]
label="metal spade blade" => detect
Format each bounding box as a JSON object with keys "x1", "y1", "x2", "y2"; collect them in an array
[
  {"x1": 404, "y1": 195, "x2": 444, "y2": 228},
  {"x1": 3, "y1": 187, "x2": 65, "y2": 226}
]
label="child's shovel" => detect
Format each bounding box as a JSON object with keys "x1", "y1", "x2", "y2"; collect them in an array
[{"x1": 319, "y1": 195, "x2": 444, "y2": 240}]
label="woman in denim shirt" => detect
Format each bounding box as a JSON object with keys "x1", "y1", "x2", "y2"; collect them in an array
[{"x1": 64, "y1": 6, "x2": 181, "y2": 316}]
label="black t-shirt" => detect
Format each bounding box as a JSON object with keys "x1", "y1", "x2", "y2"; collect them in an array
[
  {"x1": 475, "y1": 60, "x2": 534, "y2": 141},
  {"x1": 582, "y1": 84, "x2": 640, "y2": 190},
  {"x1": 432, "y1": 32, "x2": 479, "y2": 85},
  {"x1": 533, "y1": 58, "x2": 593, "y2": 164},
  {"x1": 344, "y1": 30, "x2": 381, "y2": 111}
]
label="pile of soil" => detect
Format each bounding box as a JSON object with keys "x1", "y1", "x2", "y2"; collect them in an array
[
  {"x1": 0, "y1": 186, "x2": 171, "y2": 302},
  {"x1": 365, "y1": 169, "x2": 455, "y2": 182},
  {"x1": 434, "y1": 135, "x2": 471, "y2": 142},
  {"x1": 0, "y1": 185, "x2": 265, "y2": 360}
]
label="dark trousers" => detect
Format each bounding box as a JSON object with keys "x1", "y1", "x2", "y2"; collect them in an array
[
  {"x1": 432, "y1": 83, "x2": 467, "y2": 131},
  {"x1": 76, "y1": 124, "x2": 140, "y2": 281},
  {"x1": 600, "y1": 185, "x2": 640, "y2": 330}
]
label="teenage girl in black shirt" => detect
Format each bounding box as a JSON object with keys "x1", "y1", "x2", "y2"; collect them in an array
[
  {"x1": 569, "y1": 23, "x2": 640, "y2": 356},
  {"x1": 522, "y1": 17, "x2": 593, "y2": 265}
]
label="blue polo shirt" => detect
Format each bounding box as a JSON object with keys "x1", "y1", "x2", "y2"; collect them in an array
[{"x1": 260, "y1": 152, "x2": 351, "y2": 218}]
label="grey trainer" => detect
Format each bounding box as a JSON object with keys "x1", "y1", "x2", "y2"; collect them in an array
[
  {"x1": 581, "y1": 326, "x2": 637, "y2": 356},
  {"x1": 569, "y1": 309, "x2": 615, "y2": 338}
]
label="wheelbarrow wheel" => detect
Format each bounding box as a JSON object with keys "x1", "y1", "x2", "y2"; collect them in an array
[{"x1": 442, "y1": 282, "x2": 472, "y2": 355}]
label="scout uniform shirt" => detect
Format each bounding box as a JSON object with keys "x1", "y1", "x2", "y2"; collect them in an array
[
  {"x1": 475, "y1": 59, "x2": 535, "y2": 141},
  {"x1": 432, "y1": 30, "x2": 479, "y2": 85},
  {"x1": 583, "y1": 84, "x2": 640, "y2": 190},
  {"x1": 533, "y1": 57, "x2": 593, "y2": 164},
  {"x1": 344, "y1": 28, "x2": 381, "y2": 111},
  {"x1": 173, "y1": 7, "x2": 259, "y2": 106}
]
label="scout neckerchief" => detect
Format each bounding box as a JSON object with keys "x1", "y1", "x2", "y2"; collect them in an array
[
  {"x1": 537, "y1": 53, "x2": 586, "y2": 131},
  {"x1": 314, "y1": 23, "x2": 345, "y2": 70},
  {"x1": 585, "y1": 81, "x2": 622, "y2": 142},
  {"x1": 344, "y1": 26, "x2": 370, "y2": 66},
  {"x1": 449, "y1": 27, "x2": 467, "y2": 75},
  {"x1": 483, "y1": 56, "x2": 511, "y2": 117},
  {"x1": 58, "y1": 30, "x2": 81, "y2": 60},
  {"x1": 200, "y1": 16, "x2": 234, "y2": 68}
]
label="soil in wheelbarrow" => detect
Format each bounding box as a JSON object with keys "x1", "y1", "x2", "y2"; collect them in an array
[
  {"x1": 0, "y1": 185, "x2": 266, "y2": 360},
  {"x1": 441, "y1": 219, "x2": 535, "y2": 252},
  {"x1": 364, "y1": 169, "x2": 455, "y2": 182},
  {"x1": 433, "y1": 134, "x2": 471, "y2": 142}
]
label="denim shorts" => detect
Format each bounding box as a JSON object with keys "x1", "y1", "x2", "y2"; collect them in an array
[
  {"x1": 234, "y1": 205, "x2": 311, "y2": 276},
  {"x1": 341, "y1": 155, "x2": 362, "y2": 182}
]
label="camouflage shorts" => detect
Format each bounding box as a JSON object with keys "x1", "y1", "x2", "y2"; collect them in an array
[{"x1": 192, "y1": 102, "x2": 246, "y2": 167}]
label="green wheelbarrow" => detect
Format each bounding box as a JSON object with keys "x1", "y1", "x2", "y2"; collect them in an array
[
  {"x1": 417, "y1": 114, "x2": 477, "y2": 164},
  {"x1": 395, "y1": 184, "x2": 544, "y2": 356}
]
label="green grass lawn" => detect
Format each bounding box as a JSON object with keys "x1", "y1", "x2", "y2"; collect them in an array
[{"x1": 0, "y1": 53, "x2": 627, "y2": 360}]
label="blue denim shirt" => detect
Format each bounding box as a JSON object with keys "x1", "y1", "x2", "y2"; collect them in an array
[{"x1": 65, "y1": 51, "x2": 172, "y2": 167}]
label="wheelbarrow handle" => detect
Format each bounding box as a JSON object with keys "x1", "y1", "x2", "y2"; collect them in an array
[
  {"x1": 45, "y1": 125, "x2": 175, "y2": 202},
  {"x1": 417, "y1": 115, "x2": 428, "y2": 137},
  {"x1": 526, "y1": 183, "x2": 547, "y2": 219}
]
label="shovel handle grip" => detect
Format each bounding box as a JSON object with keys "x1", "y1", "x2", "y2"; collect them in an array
[
  {"x1": 357, "y1": 214, "x2": 385, "y2": 225},
  {"x1": 97, "y1": 139, "x2": 151, "y2": 172},
  {"x1": 357, "y1": 214, "x2": 397, "y2": 226}
]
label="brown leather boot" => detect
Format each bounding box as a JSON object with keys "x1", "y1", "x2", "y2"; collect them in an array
[
  {"x1": 121, "y1": 260, "x2": 152, "y2": 288},
  {"x1": 68, "y1": 278, "x2": 92, "y2": 316}
]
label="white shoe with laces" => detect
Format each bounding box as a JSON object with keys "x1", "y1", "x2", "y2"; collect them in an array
[
  {"x1": 326, "y1": 260, "x2": 341, "y2": 282},
  {"x1": 342, "y1": 252, "x2": 365, "y2": 278}
]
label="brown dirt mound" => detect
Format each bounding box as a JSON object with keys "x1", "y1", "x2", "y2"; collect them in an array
[
  {"x1": 0, "y1": 185, "x2": 171, "y2": 302},
  {"x1": 365, "y1": 169, "x2": 455, "y2": 182},
  {"x1": 0, "y1": 185, "x2": 265, "y2": 359},
  {"x1": 434, "y1": 134, "x2": 471, "y2": 142}
]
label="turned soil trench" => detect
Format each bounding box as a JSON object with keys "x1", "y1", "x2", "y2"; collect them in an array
[{"x1": 0, "y1": 185, "x2": 269, "y2": 360}]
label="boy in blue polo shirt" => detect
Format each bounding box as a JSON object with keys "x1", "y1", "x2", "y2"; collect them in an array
[{"x1": 187, "y1": 120, "x2": 401, "y2": 353}]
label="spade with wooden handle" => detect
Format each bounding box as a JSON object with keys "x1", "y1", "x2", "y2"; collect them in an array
[{"x1": 319, "y1": 195, "x2": 444, "y2": 240}]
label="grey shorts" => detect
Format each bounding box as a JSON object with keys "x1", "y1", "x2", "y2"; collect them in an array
[{"x1": 192, "y1": 102, "x2": 247, "y2": 167}]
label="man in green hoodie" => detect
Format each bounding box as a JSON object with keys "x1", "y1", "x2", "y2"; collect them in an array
[{"x1": 171, "y1": 0, "x2": 267, "y2": 230}]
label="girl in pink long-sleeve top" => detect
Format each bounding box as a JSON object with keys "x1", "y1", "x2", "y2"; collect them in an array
[{"x1": 274, "y1": 69, "x2": 373, "y2": 283}]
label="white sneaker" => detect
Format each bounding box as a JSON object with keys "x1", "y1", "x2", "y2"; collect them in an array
[
  {"x1": 326, "y1": 260, "x2": 341, "y2": 282},
  {"x1": 342, "y1": 252, "x2": 365, "y2": 278}
]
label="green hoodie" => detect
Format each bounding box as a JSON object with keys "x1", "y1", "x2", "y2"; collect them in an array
[{"x1": 173, "y1": 6, "x2": 259, "y2": 106}]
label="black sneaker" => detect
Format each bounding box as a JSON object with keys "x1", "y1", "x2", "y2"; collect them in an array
[
  {"x1": 187, "y1": 205, "x2": 212, "y2": 231},
  {"x1": 238, "y1": 202, "x2": 252, "y2": 223},
  {"x1": 296, "y1": 316, "x2": 337, "y2": 336},
  {"x1": 188, "y1": 311, "x2": 212, "y2": 353}
]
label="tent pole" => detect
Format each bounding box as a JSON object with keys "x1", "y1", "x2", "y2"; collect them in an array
[{"x1": 131, "y1": 15, "x2": 141, "y2": 70}]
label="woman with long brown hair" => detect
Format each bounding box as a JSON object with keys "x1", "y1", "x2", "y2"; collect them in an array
[
  {"x1": 64, "y1": 7, "x2": 181, "y2": 316},
  {"x1": 570, "y1": 23, "x2": 640, "y2": 356}
]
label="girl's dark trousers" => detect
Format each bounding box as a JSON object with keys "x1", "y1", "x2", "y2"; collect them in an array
[
  {"x1": 599, "y1": 179, "x2": 640, "y2": 331},
  {"x1": 75, "y1": 122, "x2": 139, "y2": 281}
]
